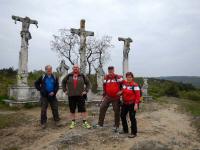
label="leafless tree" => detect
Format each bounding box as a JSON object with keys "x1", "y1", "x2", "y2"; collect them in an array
[
  {"x1": 86, "y1": 36, "x2": 113, "y2": 74},
  {"x1": 51, "y1": 29, "x2": 113, "y2": 74},
  {"x1": 50, "y1": 29, "x2": 79, "y2": 65}
]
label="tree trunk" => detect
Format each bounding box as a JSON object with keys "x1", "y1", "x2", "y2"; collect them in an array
[{"x1": 88, "y1": 63, "x2": 91, "y2": 75}]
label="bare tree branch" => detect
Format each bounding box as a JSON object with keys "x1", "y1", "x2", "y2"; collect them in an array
[{"x1": 51, "y1": 29, "x2": 112, "y2": 75}]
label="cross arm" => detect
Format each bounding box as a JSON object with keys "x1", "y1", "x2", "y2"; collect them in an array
[
  {"x1": 12, "y1": 15, "x2": 24, "y2": 24},
  {"x1": 85, "y1": 31, "x2": 94, "y2": 37},
  {"x1": 118, "y1": 37, "x2": 133, "y2": 43},
  {"x1": 70, "y1": 28, "x2": 80, "y2": 35},
  {"x1": 30, "y1": 19, "x2": 38, "y2": 28}
]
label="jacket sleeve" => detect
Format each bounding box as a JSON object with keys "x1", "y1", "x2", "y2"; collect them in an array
[
  {"x1": 34, "y1": 76, "x2": 43, "y2": 91},
  {"x1": 84, "y1": 76, "x2": 91, "y2": 92},
  {"x1": 117, "y1": 75, "x2": 123, "y2": 89},
  {"x1": 134, "y1": 84, "x2": 141, "y2": 104},
  {"x1": 103, "y1": 76, "x2": 107, "y2": 96},
  {"x1": 62, "y1": 75, "x2": 67, "y2": 92},
  {"x1": 54, "y1": 76, "x2": 59, "y2": 94}
]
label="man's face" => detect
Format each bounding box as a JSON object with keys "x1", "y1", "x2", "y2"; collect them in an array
[
  {"x1": 108, "y1": 68, "x2": 114, "y2": 75},
  {"x1": 73, "y1": 65, "x2": 79, "y2": 74},
  {"x1": 46, "y1": 66, "x2": 52, "y2": 75}
]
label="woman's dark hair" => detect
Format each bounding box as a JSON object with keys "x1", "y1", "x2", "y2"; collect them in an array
[
  {"x1": 126, "y1": 72, "x2": 134, "y2": 78},
  {"x1": 108, "y1": 66, "x2": 114, "y2": 70}
]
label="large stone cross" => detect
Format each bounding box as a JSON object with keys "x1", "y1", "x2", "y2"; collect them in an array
[
  {"x1": 12, "y1": 15, "x2": 38, "y2": 86},
  {"x1": 118, "y1": 37, "x2": 133, "y2": 79},
  {"x1": 70, "y1": 19, "x2": 94, "y2": 74}
]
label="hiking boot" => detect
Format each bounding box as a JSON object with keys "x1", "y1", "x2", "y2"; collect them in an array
[
  {"x1": 128, "y1": 134, "x2": 137, "y2": 138},
  {"x1": 41, "y1": 123, "x2": 47, "y2": 129},
  {"x1": 82, "y1": 121, "x2": 91, "y2": 129},
  {"x1": 93, "y1": 124, "x2": 103, "y2": 129},
  {"x1": 55, "y1": 121, "x2": 62, "y2": 127},
  {"x1": 119, "y1": 130, "x2": 128, "y2": 134},
  {"x1": 69, "y1": 121, "x2": 76, "y2": 129},
  {"x1": 112, "y1": 127, "x2": 119, "y2": 133}
]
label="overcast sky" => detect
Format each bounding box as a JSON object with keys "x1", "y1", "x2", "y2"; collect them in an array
[{"x1": 0, "y1": 0, "x2": 200, "y2": 77}]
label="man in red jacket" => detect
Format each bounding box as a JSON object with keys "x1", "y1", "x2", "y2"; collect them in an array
[
  {"x1": 96, "y1": 66, "x2": 123, "y2": 132},
  {"x1": 118, "y1": 72, "x2": 140, "y2": 138}
]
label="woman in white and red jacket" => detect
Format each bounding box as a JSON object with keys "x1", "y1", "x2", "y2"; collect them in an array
[{"x1": 117, "y1": 72, "x2": 140, "y2": 138}]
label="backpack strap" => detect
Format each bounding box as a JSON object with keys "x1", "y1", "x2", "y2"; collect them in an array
[
  {"x1": 66, "y1": 73, "x2": 73, "y2": 82},
  {"x1": 132, "y1": 83, "x2": 142, "y2": 101},
  {"x1": 80, "y1": 73, "x2": 87, "y2": 84}
]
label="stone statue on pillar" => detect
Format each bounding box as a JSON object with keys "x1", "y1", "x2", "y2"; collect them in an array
[
  {"x1": 56, "y1": 60, "x2": 69, "y2": 86},
  {"x1": 70, "y1": 19, "x2": 94, "y2": 75},
  {"x1": 8, "y1": 15, "x2": 39, "y2": 103},
  {"x1": 142, "y1": 78, "x2": 148, "y2": 96},
  {"x1": 118, "y1": 37, "x2": 133, "y2": 79},
  {"x1": 12, "y1": 15, "x2": 38, "y2": 86}
]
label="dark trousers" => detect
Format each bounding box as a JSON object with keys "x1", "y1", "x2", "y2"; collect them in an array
[
  {"x1": 121, "y1": 103, "x2": 137, "y2": 134},
  {"x1": 98, "y1": 96, "x2": 120, "y2": 127},
  {"x1": 40, "y1": 96, "x2": 60, "y2": 124}
]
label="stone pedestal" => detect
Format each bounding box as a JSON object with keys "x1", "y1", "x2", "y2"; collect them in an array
[
  {"x1": 56, "y1": 87, "x2": 68, "y2": 100},
  {"x1": 9, "y1": 86, "x2": 40, "y2": 101},
  {"x1": 141, "y1": 78, "x2": 153, "y2": 101},
  {"x1": 9, "y1": 86, "x2": 67, "y2": 103}
]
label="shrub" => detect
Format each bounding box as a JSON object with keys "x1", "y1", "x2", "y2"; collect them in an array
[
  {"x1": 180, "y1": 91, "x2": 200, "y2": 101},
  {"x1": 164, "y1": 84, "x2": 179, "y2": 97}
]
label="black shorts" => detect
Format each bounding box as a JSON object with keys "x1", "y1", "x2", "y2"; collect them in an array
[{"x1": 68, "y1": 96, "x2": 86, "y2": 113}]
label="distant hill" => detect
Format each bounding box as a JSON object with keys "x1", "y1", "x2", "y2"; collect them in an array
[{"x1": 156, "y1": 76, "x2": 200, "y2": 88}]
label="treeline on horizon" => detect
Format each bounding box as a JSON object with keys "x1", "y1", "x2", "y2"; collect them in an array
[{"x1": 0, "y1": 67, "x2": 200, "y2": 101}]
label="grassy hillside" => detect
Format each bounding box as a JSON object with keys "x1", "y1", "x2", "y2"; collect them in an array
[
  {"x1": 0, "y1": 68, "x2": 17, "y2": 99},
  {"x1": 148, "y1": 78, "x2": 200, "y2": 100},
  {"x1": 0, "y1": 68, "x2": 44, "y2": 101},
  {"x1": 157, "y1": 76, "x2": 200, "y2": 88},
  {"x1": 0, "y1": 68, "x2": 200, "y2": 102}
]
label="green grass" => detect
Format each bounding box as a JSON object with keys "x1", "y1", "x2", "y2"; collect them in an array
[
  {"x1": 156, "y1": 96, "x2": 200, "y2": 116},
  {"x1": 180, "y1": 99, "x2": 200, "y2": 116}
]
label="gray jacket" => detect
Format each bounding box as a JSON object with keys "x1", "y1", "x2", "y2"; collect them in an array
[{"x1": 62, "y1": 73, "x2": 90, "y2": 97}]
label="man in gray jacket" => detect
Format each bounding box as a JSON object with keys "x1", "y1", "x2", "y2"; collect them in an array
[{"x1": 62, "y1": 64, "x2": 91, "y2": 129}]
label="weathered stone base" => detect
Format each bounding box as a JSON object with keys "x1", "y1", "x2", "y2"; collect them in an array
[
  {"x1": 9, "y1": 86, "x2": 67, "y2": 102},
  {"x1": 7, "y1": 85, "x2": 99, "y2": 107},
  {"x1": 56, "y1": 86, "x2": 68, "y2": 100},
  {"x1": 143, "y1": 96, "x2": 153, "y2": 101},
  {"x1": 96, "y1": 87, "x2": 103, "y2": 95},
  {"x1": 9, "y1": 86, "x2": 40, "y2": 101},
  {"x1": 4, "y1": 99, "x2": 67, "y2": 108}
]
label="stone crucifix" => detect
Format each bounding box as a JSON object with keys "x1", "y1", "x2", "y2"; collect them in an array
[
  {"x1": 118, "y1": 37, "x2": 133, "y2": 79},
  {"x1": 12, "y1": 15, "x2": 38, "y2": 86},
  {"x1": 70, "y1": 19, "x2": 94, "y2": 75}
]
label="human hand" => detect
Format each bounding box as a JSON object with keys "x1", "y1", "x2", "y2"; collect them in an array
[
  {"x1": 134, "y1": 104, "x2": 138, "y2": 112},
  {"x1": 49, "y1": 92, "x2": 54, "y2": 96},
  {"x1": 82, "y1": 91, "x2": 87, "y2": 95},
  {"x1": 116, "y1": 91, "x2": 123, "y2": 96}
]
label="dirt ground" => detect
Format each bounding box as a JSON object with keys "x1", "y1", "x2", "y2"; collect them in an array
[{"x1": 0, "y1": 97, "x2": 200, "y2": 150}]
